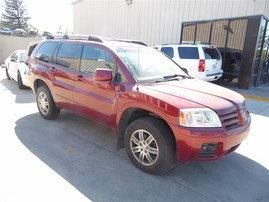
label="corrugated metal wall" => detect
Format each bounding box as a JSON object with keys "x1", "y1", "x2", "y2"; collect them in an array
[{"x1": 72, "y1": 0, "x2": 269, "y2": 46}]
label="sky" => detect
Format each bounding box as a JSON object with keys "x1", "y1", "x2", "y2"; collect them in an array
[{"x1": 0, "y1": 0, "x2": 73, "y2": 33}]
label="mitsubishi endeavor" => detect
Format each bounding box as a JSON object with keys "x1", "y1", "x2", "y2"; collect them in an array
[{"x1": 26, "y1": 35, "x2": 251, "y2": 175}]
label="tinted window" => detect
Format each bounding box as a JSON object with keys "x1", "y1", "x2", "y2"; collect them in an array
[
  {"x1": 160, "y1": 47, "x2": 174, "y2": 58},
  {"x1": 56, "y1": 43, "x2": 82, "y2": 70},
  {"x1": 178, "y1": 47, "x2": 199, "y2": 59},
  {"x1": 36, "y1": 42, "x2": 58, "y2": 63},
  {"x1": 80, "y1": 45, "x2": 116, "y2": 75},
  {"x1": 203, "y1": 47, "x2": 221, "y2": 60}
]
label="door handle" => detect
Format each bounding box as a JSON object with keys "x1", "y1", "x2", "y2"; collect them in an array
[
  {"x1": 49, "y1": 66, "x2": 56, "y2": 72},
  {"x1": 75, "y1": 74, "x2": 84, "y2": 81}
]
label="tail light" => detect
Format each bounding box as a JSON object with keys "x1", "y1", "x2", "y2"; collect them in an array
[{"x1": 198, "y1": 59, "x2": 205, "y2": 72}]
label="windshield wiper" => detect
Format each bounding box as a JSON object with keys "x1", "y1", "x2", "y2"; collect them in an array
[
  {"x1": 163, "y1": 74, "x2": 189, "y2": 80},
  {"x1": 154, "y1": 74, "x2": 190, "y2": 83}
]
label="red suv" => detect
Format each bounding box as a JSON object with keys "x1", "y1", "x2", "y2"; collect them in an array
[{"x1": 26, "y1": 35, "x2": 251, "y2": 175}]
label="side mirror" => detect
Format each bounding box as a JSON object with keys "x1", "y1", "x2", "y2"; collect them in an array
[{"x1": 93, "y1": 68, "x2": 113, "y2": 82}]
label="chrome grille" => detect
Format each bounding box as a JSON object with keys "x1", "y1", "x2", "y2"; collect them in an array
[{"x1": 219, "y1": 111, "x2": 239, "y2": 131}]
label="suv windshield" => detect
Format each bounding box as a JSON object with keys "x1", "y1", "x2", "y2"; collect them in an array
[{"x1": 111, "y1": 46, "x2": 187, "y2": 82}]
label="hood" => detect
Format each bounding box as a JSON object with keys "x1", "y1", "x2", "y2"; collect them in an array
[{"x1": 138, "y1": 79, "x2": 245, "y2": 114}]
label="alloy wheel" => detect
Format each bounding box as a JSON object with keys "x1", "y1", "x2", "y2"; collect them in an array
[
  {"x1": 38, "y1": 92, "x2": 49, "y2": 115},
  {"x1": 130, "y1": 129, "x2": 159, "y2": 166}
]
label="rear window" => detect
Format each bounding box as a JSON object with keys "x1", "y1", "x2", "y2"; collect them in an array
[
  {"x1": 203, "y1": 47, "x2": 221, "y2": 60},
  {"x1": 178, "y1": 47, "x2": 199, "y2": 59}
]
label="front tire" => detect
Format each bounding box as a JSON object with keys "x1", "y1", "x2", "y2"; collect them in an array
[
  {"x1": 36, "y1": 86, "x2": 60, "y2": 120},
  {"x1": 124, "y1": 117, "x2": 176, "y2": 175}
]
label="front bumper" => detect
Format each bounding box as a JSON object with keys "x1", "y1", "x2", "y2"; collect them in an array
[{"x1": 170, "y1": 120, "x2": 251, "y2": 163}]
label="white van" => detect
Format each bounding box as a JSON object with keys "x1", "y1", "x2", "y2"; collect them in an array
[{"x1": 153, "y1": 44, "x2": 223, "y2": 81}]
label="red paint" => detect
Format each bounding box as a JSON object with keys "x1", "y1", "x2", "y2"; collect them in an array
[{"x1": 27, "y1": 40, "x2": 251, "y2": 165}]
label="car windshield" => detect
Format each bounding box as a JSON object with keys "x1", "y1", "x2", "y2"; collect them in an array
[{"x1": 111, "y1": 45, "x2": 188, "y2": 83}]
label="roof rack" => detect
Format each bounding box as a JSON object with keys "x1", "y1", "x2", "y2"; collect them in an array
[
  {"x1": 46, "y1": 34, "x2": 104, "y2": 43},
  {"x1": 46, "y1": 34, "x2": 147, "y2": 46},
  {"x1": 115, "y1": 39, "x2": 147, "y2": 46},
  {"x1": 181, "y1": 41, "x2": 211, "y2": 45}
]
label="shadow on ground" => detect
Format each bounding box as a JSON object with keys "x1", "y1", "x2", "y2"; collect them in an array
[
  {"x1": 0, "y1": 77, "x2": 34, "y2": 103},
  {"x1": 15, "y1": 112, "x2": 269, "y2": 202}
]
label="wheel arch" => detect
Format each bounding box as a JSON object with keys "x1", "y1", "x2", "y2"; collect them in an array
[
  {"x1": 34, "y1": 79, "x2": 50, "y2": 93},
  {"x1": 117, "y1": 108, "x2": 176, "y2": 151}
]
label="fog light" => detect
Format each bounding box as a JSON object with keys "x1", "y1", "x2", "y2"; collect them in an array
[{"x1": 198, "y1": 143, "x2": 220, "y2": 158}]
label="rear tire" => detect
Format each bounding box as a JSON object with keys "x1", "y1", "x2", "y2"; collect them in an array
[
  {"x1": 124, "y1": 117, "x2": 176, "y2": 175},
  {"x1": 36, "y1": 86, "x2": 60, "y2": 120},
  {"x1": 17, "y1": 72, "x2": 25, "y2": 89}
]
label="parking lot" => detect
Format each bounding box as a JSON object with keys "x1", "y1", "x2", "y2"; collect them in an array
[{"x1": 0, "y1": 67, "x2": 268, "y2": 202}]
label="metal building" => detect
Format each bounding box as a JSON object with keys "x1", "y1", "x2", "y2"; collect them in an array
[
  {"x1": 72, "y1": 0, "x2": 269, "y2": 88},
  {"x1": 72, "y1": 0, "x2": 269, "y2": 45}
]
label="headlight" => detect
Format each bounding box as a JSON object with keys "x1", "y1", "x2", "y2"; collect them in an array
[{"x1": 179, "y1": 108, "x2": 222, "y2": 127}]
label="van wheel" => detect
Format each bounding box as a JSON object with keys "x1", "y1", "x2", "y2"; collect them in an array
[
  {"x1": 124, "y1": 117, "x2": 176, "y2": 175},
  {"x1": 6, "y1": 68, "x2": 11, "y2": 80},
  {"x1": 17, "y1": 72, "x2": 25, "y2": 89},
  {"x1": 36, "y1": 86, "x2": 60, "y2": 120}
]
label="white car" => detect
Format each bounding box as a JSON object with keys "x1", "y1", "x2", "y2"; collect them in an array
[
  {"x1": 5, "y1": 50, "x2": 29, "y2": 89},
  {"x1": 153, "y1": 44, "x2": 223, "y2": 81}
]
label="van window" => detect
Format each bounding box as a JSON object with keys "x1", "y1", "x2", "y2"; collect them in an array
[
  {"x1": 35, "y1": 42, "x2": 58, "y2": 63},
  {"x1": 160, "y1": 47, "x2": 174, "y2": 58},
  {"x1": 56, "y1": 43, "x2": 82, "y2": 70},
  {"x1": 178, "y1": 47, "x2": 199, "y2": 59},
  {"x1": 203, "y1": 47, "x2": 221, "y2": 60}
]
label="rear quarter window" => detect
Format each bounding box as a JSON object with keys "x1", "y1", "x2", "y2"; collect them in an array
[
  {"x1": 178, "y1": 47, "x2": 199, "y2": 59},
  {"x1": 35, "y1": 42, "x2": 59, "y2": 63},
  {"x1": 203, "y1": 47, "x2": 221, "y2": 60},
  {"x1": 160, "y1": 47, "x2": 174, "y2": 58}
]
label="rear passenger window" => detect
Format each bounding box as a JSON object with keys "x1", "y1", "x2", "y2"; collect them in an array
[
  {"x1": 160, "y1": 47, "x2": 174, "y2": 58},
  {"x1": 178, "y1": 47, "x2": 199, "y2": 59},
  {"x1": 80, "y1": 45, "x2": 116, "y2": 75},
  {"x1": 203, "y1": 47, "x2": 221, "y2": 60},
  {"x1": 35, "y1": 42, "x2": 58, "y2": 63},
  {"x1": 56, "y1": 43, "x2": 82, "y2": 70}
]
